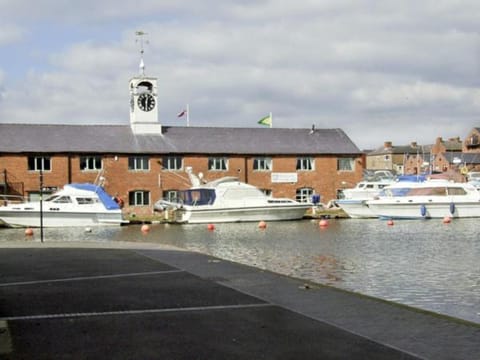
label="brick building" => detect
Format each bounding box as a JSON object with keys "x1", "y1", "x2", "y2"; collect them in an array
[
  {"x1": 0, "y1": 69, "x2": 364, "y2": 215},
  {"x1": 366, "y1": 134, "x2": 480, "y2": 176}
]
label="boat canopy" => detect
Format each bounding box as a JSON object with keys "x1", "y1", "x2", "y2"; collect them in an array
[
  {"x1": 179, "y1": 189, "x2": 216, "y2": 206},
  {"x1": 396, "y1": 175, "x2": 427, "y2": 182},
  {"x1": 68, "y1": 183, "x2": 120, "y2": 210}
]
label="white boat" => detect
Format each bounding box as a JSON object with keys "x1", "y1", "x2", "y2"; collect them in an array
[
  {"x1": 0, "y1": 183, "x2": 128, "y2": 227},
  {"x1": 366, "y1": 180, "x2": 480, "y2": 219},
  {"x1": 335, "y1": 179, "x2": 395, "y2": 218},
  {"x1": 336, "y1": 175, "x2": 428, "y2": 218},
  {"x1": 155, "y1": 175, "x2": 311, "y2": 224}
]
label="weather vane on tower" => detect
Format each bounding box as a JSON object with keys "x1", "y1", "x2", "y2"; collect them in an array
[{"x1": 135, "y1": 30, "x2": 149, "y2": 76}]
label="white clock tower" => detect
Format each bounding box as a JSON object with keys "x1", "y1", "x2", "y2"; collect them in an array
[{"x1": 130, "y1": 31, "x2": 162, "y2": 134}]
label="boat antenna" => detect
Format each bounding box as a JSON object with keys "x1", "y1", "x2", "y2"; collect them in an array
[{"x1": 135, "y1": 30, "x2": 149, "y2": 76}]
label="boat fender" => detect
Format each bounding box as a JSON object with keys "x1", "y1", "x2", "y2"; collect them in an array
[
  {"x1": 420, "y1": 204, "x2": 427, "y2": 217},
  {"x1": 449, "y1": 202, "x2": 455, "y2": 215}
]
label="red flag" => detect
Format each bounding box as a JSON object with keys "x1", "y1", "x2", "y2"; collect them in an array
[{"x1": 177, "y1": 109, "x2": 187, "y2": 117}]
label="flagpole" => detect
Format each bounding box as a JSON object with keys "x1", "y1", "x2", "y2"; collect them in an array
[{"x1": 187, "y1": 104, "x2": 190, "y2": 127}]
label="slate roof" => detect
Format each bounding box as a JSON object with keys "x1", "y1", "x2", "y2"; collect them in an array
[
  {"x1": 0, "y1": 123, "x2": 361, "y2": 155},
  {"x1": 442, "y1": 140, "x2": 463, "y2": 152},
  {"x1": 368, "y1": 144, "x2": 428, "y2": 155},
  {"x1": 443, "y1": 152, "x2": 480, "y2": 164}
]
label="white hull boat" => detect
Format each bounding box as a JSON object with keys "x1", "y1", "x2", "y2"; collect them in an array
[
  {"x1": 156, "y1": 175, "x2": 311, "y2": 224},
  {"x1": 0, "y1": 183, "x2": 128, "y2": 227},
  {"x1": 367, "y1": 180, "x2": 480, "y2": 219},
  {"x1": 335, "y1": 179, "x2": 395, "y2": 218},
  {"x1": 336, "y1": 176, "x2": 428, "y2": 219},
  {"x1": 335, "y1": 199, "x2": 377, "y2": 219}
]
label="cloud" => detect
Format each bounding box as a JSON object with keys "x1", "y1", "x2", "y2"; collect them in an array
[
  {"x1": 0, "y1": 1, "x2": 480, "y2": 150},
  {"x1": 0, "y1": 24, "x2": 25, "y2": 46}
]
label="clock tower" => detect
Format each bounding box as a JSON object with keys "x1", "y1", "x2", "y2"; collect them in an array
[{"x1": 130, "y1": 31, "x2": 162, "y2": 134}]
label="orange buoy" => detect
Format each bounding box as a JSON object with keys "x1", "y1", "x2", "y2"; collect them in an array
[
  {"x1": 387, "y1": 219, "x2": 394, "y2": 226},
  {"x1": 141, "y1": 224, "x2": 150, "y2": 233},
  {"x1": 258, "y1": 220, "x2": 267, "y2": 229},
  {"x1": 207, "y1": 223, "x2": 215, "y2": 231},
  {"x1": 319, "y1": 219, "x2": 329, "y2": 227},
  {"x1": 442, "y1": 216, "x2": 452, "y2": 224},
  {"x1": 25, "y1": 228, "x2": 34, "y2": 236}
]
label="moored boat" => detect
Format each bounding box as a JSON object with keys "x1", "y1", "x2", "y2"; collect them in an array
[
  {"x1": 336, "y1": 175, "x2": 428, "y2": 219},
  {"x1": 0, "y1": 183, "x2": 128, "y2": 227},
  {"x1": 155, "y1": 173, "x2": 311, "y2": 224},
  {"x1": 366, "y1": 180, "x2": 480, "y2": 219},
  {"x1": 335, "y1": 179, "x2": 395, "y2": 218}
]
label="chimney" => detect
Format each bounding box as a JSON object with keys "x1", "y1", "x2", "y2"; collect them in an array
[{"x1": 384, "y1": 141, "x2": 392, "y2": 149}]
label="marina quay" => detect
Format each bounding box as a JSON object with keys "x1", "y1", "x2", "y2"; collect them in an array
[{"x1": 0, "y1": 243, "x2": 479, "y2": 359}]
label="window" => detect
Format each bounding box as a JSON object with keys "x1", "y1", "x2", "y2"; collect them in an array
[
  {"x1": 129, "y1": 190, "x2": 150, "y2": 206},
  {"x1": 208, "y1": 157, "x2": 228, "y2": 171},
  {"x1": 163, "y1": 156, "x2": 183, "y2": 170},
  {"x1": 253, "y1": 157, "x2": 272, "y2": 171},
  {"x1": 80, "y1": 156, "x2": 102, "y2": 171},
  {"x1": 53, "y1": 196, "x2": 72, "y2": 204},
  {"x1": 338, "y1": 158, "x2": 355, "y2": 171},
  {"x1": 296, "y1": 157, "x2": 314, "y2": 171},
  {"x1": 129, "y1": 156, "x2": 150, "y2": 171},
  {"x1": 163, "y1": 190, "x2": 179, "y2": 202},
  {"x1": 28, "y1": 156, "x2": 51, "y2": 171},
  {"x1": 77, "y1": 197, "x2": 96, "y2": 205},
  {"x1": 296, "y1": 187, "x2": 313, "y2": 203}
]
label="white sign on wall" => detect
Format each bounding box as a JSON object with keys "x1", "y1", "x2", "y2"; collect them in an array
[{"x1": 271, "y1": 172, "x2": 298, "y2": 183}]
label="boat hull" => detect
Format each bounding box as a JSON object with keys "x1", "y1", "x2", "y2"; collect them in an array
[
  {"x1": 335, "y1": 199, "x2": 377, "y2": 218},
  {"x1": 0, "y1": 210, "x2": 126, "y2": 228},
  {"x1": 367, "y1": 201, "x2": 480, "y2": 219},
  {"x1": 171, "y1": 205, "x2": 311, "y2": 224}
]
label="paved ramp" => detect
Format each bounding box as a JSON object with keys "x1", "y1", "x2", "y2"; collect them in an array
[{"x1": 0, "y1": 248, "x2": 473, "y2": 359}]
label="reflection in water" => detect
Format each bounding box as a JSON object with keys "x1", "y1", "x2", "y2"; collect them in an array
[{"x1": 1, "y1": 218, "x2": 479, "y2": 324}]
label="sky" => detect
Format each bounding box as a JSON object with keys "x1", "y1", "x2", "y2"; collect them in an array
[{"x1": 1, "y1": 0, "x2": 480, "y2": 150}]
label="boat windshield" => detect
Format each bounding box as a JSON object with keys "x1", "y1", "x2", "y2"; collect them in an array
[
  {"x1": 53, "y1": 196, "x2": 72, "y2": 203},
  {"x1": 179, "y1": 189, "x2": 216, "y2": 206},
  {"x1": 45, "y1": 195, "x2": 72, "y2": 203}
]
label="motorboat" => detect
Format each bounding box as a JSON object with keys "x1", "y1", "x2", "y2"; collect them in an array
[
  {"x1": 366, "y1": 180, "x2": 480, "y2": 219},
  {"x1": 335, "y1": 179, "x2": 395, "y2": 218},
  {"x1": 0, "y1": 183, "x2": 128, "y2": 227},
  {"x1": 336, "y1": 175, "x2": 429, "y2": 219},
  {"x1": 341, "y1": 179, "x2": 396, "y2": 200},
  {"x1": 155, "y1": 174, "x2": 311, "y2": 224}
]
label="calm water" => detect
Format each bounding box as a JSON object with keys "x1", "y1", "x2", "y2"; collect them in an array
[{"x1": 1, "y1": 218, "x2": 479, "y2": 324}]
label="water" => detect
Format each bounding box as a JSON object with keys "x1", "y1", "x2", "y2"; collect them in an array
[{"x1": 1, "y1": 218, "x2": 479, "y2": 324}]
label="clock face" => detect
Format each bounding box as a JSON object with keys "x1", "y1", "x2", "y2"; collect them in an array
[{"x1": 137, "y1": 93, "x2": 156, "y2": 112}]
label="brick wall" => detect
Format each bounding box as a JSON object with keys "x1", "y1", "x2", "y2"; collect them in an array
[{"x1": 1, "y1": 153, "x2": 364, "y2": 209}]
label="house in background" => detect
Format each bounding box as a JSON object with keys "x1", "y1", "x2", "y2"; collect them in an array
[
  {"x1": 366, "y1": 135, "x2": 480, "y2": 176},
  {"x1": 366, "y1": 141, "x2": 425, "y2": 174}
]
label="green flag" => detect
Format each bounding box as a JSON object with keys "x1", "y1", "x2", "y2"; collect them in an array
[{"x1": 258, "y1": 114, "x2": 272, "y2": 127}]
